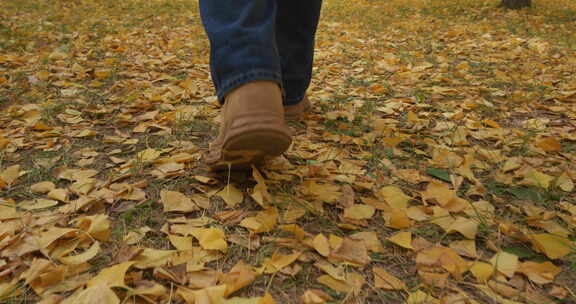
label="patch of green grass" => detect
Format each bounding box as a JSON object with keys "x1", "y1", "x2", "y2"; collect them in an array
[
  {"x1": 364, "y1": 143, "x2": 394, "y2": 177},
  {"x1": 173, "y1": 117, "x2": 214, "y2": 138}
]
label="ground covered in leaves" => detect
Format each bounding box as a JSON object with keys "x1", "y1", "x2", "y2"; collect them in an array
[{"x1": 1, "y1": 0, "x2": 576, "y2": 303}]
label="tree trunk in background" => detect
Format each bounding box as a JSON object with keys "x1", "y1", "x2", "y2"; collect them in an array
[{"x1": 499, "y1": 0, "x2": 532, "y2": 9}]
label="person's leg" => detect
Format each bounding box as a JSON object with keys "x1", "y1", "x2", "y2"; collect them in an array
[
  {"x1": 199, "y1": 0, "x2": 292, "y2": 171},
  {"x1": 276, "y1": 0, "x2": 323, "y2": 107},
  {"x1": 199, "y1": 0, "x2": 282, "y2": 102}
]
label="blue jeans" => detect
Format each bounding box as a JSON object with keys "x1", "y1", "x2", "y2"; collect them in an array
[{"x1": 199, "y1": 0, "x2": 323, "y2": 106}]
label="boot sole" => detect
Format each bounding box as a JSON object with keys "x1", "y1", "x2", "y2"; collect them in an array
[
  {"x1": 284, "y1": 99, "x2": 312, "y2": 121},
  {"x1": 210, "y1": 129, "x2": 292, "y2": 171}
]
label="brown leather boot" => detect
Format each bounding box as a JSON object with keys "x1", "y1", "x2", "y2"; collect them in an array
[
  {"x1": 206, "y1": 81, "x2": 292, "y2": 171},
  {"x1": 284, "y1": 95, "x2": 312, "y2": 121}
]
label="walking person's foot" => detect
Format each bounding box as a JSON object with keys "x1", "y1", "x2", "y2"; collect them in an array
[
  {"x1": 284, "y1": 95, "x2": 312, "y2": 121},
  {"x1": 206, "y1": 81, "x2": 292, "y2": 171}
]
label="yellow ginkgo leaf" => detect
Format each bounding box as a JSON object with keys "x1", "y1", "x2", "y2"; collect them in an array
[
  {"x1": 529, "y1": 233, "x2": 573, "y2": 259},
  {"x1": 60, "y1": 241, "x2": 101, "y2": 265},
  {"x1": 161, "y1": 190, "x2": 198, "y2": 213},
  {"x1": 447, "y1": 217, "x2": 478, "y2": 239},
  {"x1": 250, "y1": 166, "x2": 271, "y2": 208},
  {"x1": 314, "y1": 260, "x2": 345, "y2": 281},
  {"x1": 373, "y1": 266, "x2": 406, "y2": 290},
  {"x1": 168, "y1": 234, "x2": 194, "y2": 251},
  {"x1": 239, "y1": 208, "x2": 278, "y2": 234},
  {"x1": 490, "y1": 251, "x2": 518, "y2": 278},
  {"x1": 387, "y1": 231, "x2": 414, "y2": 250},
  {"x1": 87, "y1": 261, "x2": 134, "y2": 288},
  {"x1": 221, "y1": 260, "x2": 258, "y2": 297},
  {"x1": 469, "y1": 262, "x2": 493, "y2": 282},
  {"x1": 313, "y1": 234, "x2": 330, "y2": 257},
  {"x1": 557, "y1": 172, "x2": 574, "y2": 192},
  {"x1": 19, "y1": 199, "x2": 59, "y2": 210},
  {"x1": 132, "y1": 248, "x2": 175, "y2": 269},
  {"x1": 216, "y1": 184, "x2": 244, "y2": 208},
  {"x1": 301, "y1": 289, "x2": 334, "y2": 304},
  {"x1": 330, "y1": 238, "x2": 371, "y2": 266},
  {"x1": 72, "y1": 285, "x2": 120, "y2": 304},
  {"x1": 316, "y1": 272, "x2": 364, "y2": 294},
  {"x1": 47, "y1": 188, "x2": 69, "y2": 202},
  {"x1": 190, "y1": 227, "x2": 228, "y2": 252},
  {"x1": 518, "y1": 261, "x2": 561, "y2": 285},
  {"x1": 350, "y1": 231, "x2": 385, "y2": 253},
  {"x1": 262, "y1": 251, "x2": 302, "y2": 274},
  {"x1": 535, "y1": 137, "x2": 561, "y2": 152},
  {"x1": 0, "y1": 165, "x2": 21, "y2": 186},
  {"x1": 137, "y1": 148, "x2": 161, "y2": 162},
  {"x1": 523, "y1": 168, "x2": 553, "y2": 189},
  {"x1": 378, "y1": 186, "x2": 411, "y2": 209},
  {"x1": 502, "y1": 158, "x2": 522, "y2": 172},
  {"x1": 343, "y1": 204, "x2": 375, "y2": 220},
  {"x1": 74, "y1": 214, "x2": 111, "y2": 242},
  {"x1": 383, "y1": 209, "x2": 413, "y2": 229},
  {"x1": 449, "y1": 240, "x2": 477, "y2": 258},
  {"x1": 30, "y1": 181, "x2": 55, "y2": 194}
]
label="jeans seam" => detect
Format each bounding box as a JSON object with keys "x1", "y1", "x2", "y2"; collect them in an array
[{"x1": 217, "y1": 69, "x2": 283, "y2": 103}]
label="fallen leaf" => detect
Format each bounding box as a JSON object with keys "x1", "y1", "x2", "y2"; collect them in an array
[
  {"x1": 502, "y1": 158, "x2": 522, "y2": 172},
  {"x1": 190, "y1": 227, "x2": 228, "y2": 252},
  {"x1": 406, "y1": 289, "x2": 439, "y2": 304},
  {"x1": 132, "y1": 248, "x2": 175, "y2": 269},
  {"x1": 523, "y1": 168, "x2": 554, "y2": 189},
  {"x1": 387, "y1": 231, "x2": 414, "y2": 250},
  {"x1": 535, "y1": 137, "x2": 561, "y2": 152},
  {"x1": 350, "y1": 231, "x2": 385, "y2": 253},
  {"x1": 74, "y1": 214, "x2": 111, "y2": 241},
  {"x1": 418, "y1": 270, "x2": 449, "y2": 288},
  {"x1": 137, "y1": 148, "x2": 161, "y2": 162},
  {"x1": 316, "y1": 272, "x2": 364, "y2": 294},
  {"x1": 221, "y1": 260, "x2": 258, "y2": 297},
  {"x1": 239, "y1": 208, "x2": 278, "y2": 234},
  {"x1": 60, "y1": 241, "x2": 101, "y2": 265},
  {"x1": 161, "y1": 190, "x2": 198, "y2": 212},
  {"x1": 250, "y1": 166, "x2": 271, "y2": 208},
  {"x1": 529, "y1": 233, "x2": 574, "y2": 259},
  {"x1": 47, "y1": 188, "x2": 69, "y2": 202},
  {"x1": 312, "y1": 234, "x2": 330, "y2": 257},
  {"x1": 469, "y1": 262, "x2": 494, "y2": 282},
  {"x1": 449, "y1": 240, "x2": 477, "y2": 258},
  {"x1": 373, "y1": 266, "x2": 406, "y2": 290},
  {"x1": 30, "y1": 181, "x2": 56, "y2": 194},
  {"x1": 20, "y1": 199, "x2": 59, "y2": 210},
  {"x1": 64, "y1": 285, "x2": 120, "y2": 304},
  {"x1": 314, "y1": 260, "x2": 345, "y2": 281},
  {"x1": 216, "y1": 184, "x2": 244, "y2": 208},
  {"x1": 301, "y1": 289, "x2": 333, "y2": 304},
  {"x1": 383, "y1": 209, "x2": 413, "y2": 229},
  {"x1": 0, "y1": 165, "x2": 21, "y2": 186},
  {"x1": 490, "y1": 251, "x2": 518, "y2": 278},
  {"x1": 329, "y1": 237, "x2": 371, "y2": 266},
  {"x1": 123, "y1": 226, "x2": 152, "y2": 245},
  {"x1": 416, "y1": 246, "x2": 468, "y2": 279},
  {"x1": 556, "y1": 172, "x2": 574, "y2": 192},
  {"x1": 262, "y1": 251, "x2": 302, "y2": 274},
  {"x1": 87, "y1": 261, "x2": 134, "y2": 288},
  {"x1": 378, "y1": 185, "x2": 411, "y2": 209},
  {"x1": 518, "y1": 261, "x2": 561, "y2": 284},
  {"x1": 168, "y1": 235, "x2": 194, "y2": 251},
  {"x1": 343, "y1": 204, "x2": 375, "y2": 220},
  {"x1": 447, "y1": 217, "x2": 478, "y2": 239}
]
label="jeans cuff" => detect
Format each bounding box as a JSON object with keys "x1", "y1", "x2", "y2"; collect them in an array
[
  {"x1": 284, "y1": 93, "x2": 306, "y2": 106},
  {"x1": 217, "y1": 70, "x2": 283, "y2": 104}
]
